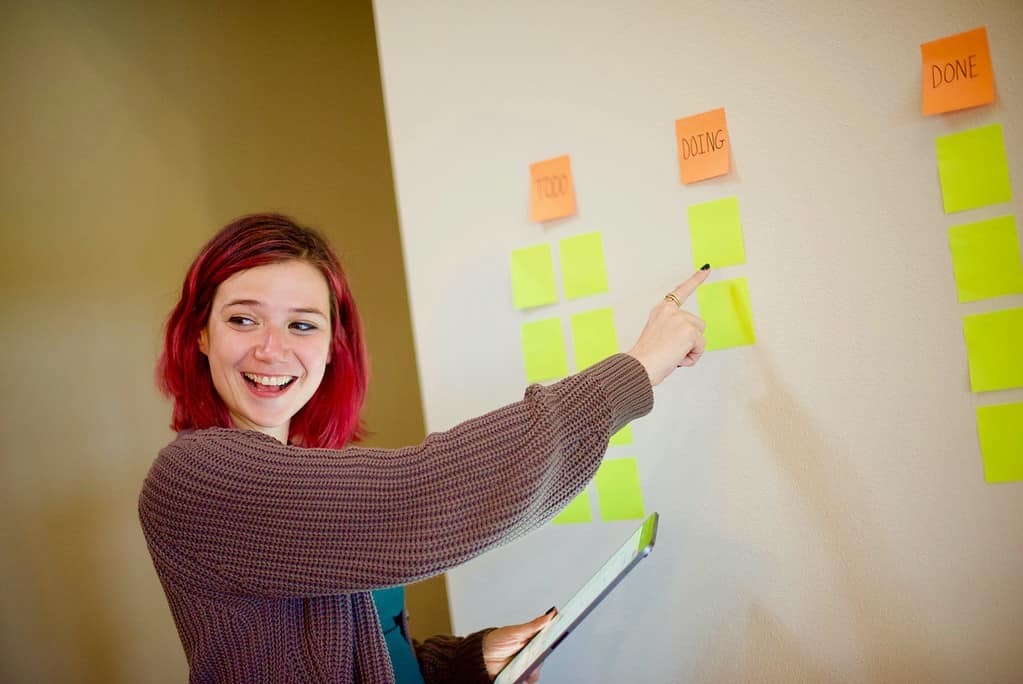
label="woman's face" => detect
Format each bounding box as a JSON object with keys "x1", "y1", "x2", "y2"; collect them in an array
[{"x1": 199, "y1": 260, "x2": 332, "y2": 443}]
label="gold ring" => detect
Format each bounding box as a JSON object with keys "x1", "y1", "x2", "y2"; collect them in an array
[{"x1": 664, "y1": 292, "x2": 682, "y2": 309}]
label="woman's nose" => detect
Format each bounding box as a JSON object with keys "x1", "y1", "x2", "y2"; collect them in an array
[{"x1": 253, "y1": 327, "x2": 287, "y2": 361}]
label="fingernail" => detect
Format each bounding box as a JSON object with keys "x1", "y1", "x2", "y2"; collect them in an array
[
  {"x1": 545, "y1": 606, "x2": 556, "y2": 616},
  {"x1": 700, "y1": 263, "x2": 711, "y2": 271}
]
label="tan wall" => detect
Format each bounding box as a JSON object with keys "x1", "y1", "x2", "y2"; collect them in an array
[{"x1": 0, "y1": 1, "x2": 448, "y2": 680}]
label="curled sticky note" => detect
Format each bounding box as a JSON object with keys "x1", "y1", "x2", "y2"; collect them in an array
[{"x1": 697, "y1": 277, "x2": 756, "y2": 350}]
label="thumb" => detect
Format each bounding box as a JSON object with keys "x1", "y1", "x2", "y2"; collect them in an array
[
  {"x1": 482, "y1": 607, "x2": 559, "y2": 675},
  {"x1": 514, "y1": 607, "x2": 557, "y2": 637},
  {"x1": 531, "y1": 606, "x2": 558, "y2": 630}
]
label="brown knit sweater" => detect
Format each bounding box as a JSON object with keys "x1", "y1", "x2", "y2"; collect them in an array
[{"x1": 139, "y1": 353, "x2": 653, "y2": 683}]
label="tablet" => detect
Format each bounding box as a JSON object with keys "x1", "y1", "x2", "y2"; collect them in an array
[{"x1": 494, "y1": 512, "x2": 659, "y2": 684}]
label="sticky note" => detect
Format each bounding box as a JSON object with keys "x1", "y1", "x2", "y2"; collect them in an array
[
  {"x1": 570, "y1": 307, "x2": 618, "y2": 371},
  {"x1": 609, "y1": 424, "x2": 632, "y2": 446},
  {"x1": 976, "y1": 402, "x2": 1023, "y2": 483},
  {"x1": 552, "y1": 489, "x2": 592, "y2": 525},
  {"x1": 688, "y1": 197, "x2": 746, "y2": 270},
  {"x1": 521, "y1": 318, "x2": 568, "y2": 383},
  {"x1": 559, "y1": 232, "x2": 609, "y2": 299},
  {"x1": 949, "y1": 215, "x2": 1023, "y2": 302},
  {"x1": 510, "y1": 244, "x2": 558, "y2": 309},
  {"x1": 936, "y1": 124, "x2": 1013, "y2": 213},
  {"x1": 921, "y1": 27, "x2": 995, "y2": 115},
  {"x1": 529, "y1": 154, "x2": 577, "y2": 223},
  {"x1": 963, "y1": 307, "x2": 1023, "y2": 392},
  {"x1": 675, "y1": 107, "x2": 730, "y2": 184},
  {"x1": 697, "y1": 277, "x2": 756, "y2": 351},
  {"x1": 595, "y1": 458, "x2": 646, "y2": 521}
]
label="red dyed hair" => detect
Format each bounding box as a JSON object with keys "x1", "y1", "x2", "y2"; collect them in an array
[{"x1": 157, "y1": 213, "x2": 368, "y2": 448}]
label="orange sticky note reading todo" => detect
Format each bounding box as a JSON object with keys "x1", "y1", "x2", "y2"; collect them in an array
[
  {"x1": 921, "y1": 27, "x2": 995, "y2": 115},
  {"x1": 674, "y1": 108, "x2": 730, "y2": 184},
  {"x1": 529, "y1": 155, "x2": 577, "y2": 223}
]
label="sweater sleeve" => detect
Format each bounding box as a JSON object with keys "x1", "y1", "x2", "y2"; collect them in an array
[
  {"x1": 412, "y1": 630, "x2": 494, "y2": 684},
  {"x1": 139, "y1": 353, "x2": 653, "y2": 596}
]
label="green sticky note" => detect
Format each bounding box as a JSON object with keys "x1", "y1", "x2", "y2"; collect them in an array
[
  {"x1": 570, "y1": 307, "x2": 618, "y2": 371},
  {"x1": 697, "y1": 277, "x2": 756, "y2": 351},
  {"x1": 936, "y1": 123, "x2": 1013, "y2": 213},
  {"x1": 949, "y1": 215, "x2": 1023, "y2": 303},
  {"x1": 977, "y1": 403, "x2": 1023, "y2": 483},
  {"x1": 609, "y1": 424, "x2": 632, "y2": 446},
  {"x1": 963, "y1": 307, "x2": 1023, "y2": 392},
  {"x1": 521, "y1": 318, "x2": 568, "y2": 383},
  {"x1": 510, "y1": 244, "x2": 558, "y2": 309},
  {"x1": 595, "y1": 457, "x2": 646, "y2": 521},
  {"x1": 560, "y1": 232, "x2": 609, "y2": 299},
  {"x1": 687, "y1": 196, "x2": 746, "y2": 270},
  {"x1": 552, "y1": 489, "x2": 592, "y2": 524}
]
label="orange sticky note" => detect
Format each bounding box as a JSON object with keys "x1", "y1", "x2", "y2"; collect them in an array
[
  {"x1": 674, "y1": 108, "x2": 730, "y2": 184},
  {"x1": 921, "y1": 27, "x2": 995, "y2": 115},
  {"x1": 529, "y1": 155, "x2": 577, "y2": 223}
]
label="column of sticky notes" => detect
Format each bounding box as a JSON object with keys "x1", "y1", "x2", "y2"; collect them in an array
[
  {"x1": 676, "y1": 108, "x2": 756, "y2": 350},
  {"x1": 510, "y1": 155, "x2": 647, "y2": 525},
  {"x1": 924, "y1": 27, "x2": 1022, "y2": 483}
]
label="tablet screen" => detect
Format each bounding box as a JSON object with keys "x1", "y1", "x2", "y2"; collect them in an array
[{"x1": 494, "y1": 512, "x2": 659, "y2": 684}]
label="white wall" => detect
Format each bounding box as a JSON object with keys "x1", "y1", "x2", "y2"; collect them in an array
[{"x1": 373, "y1": 2, "x2": 1023, "y2": 681}]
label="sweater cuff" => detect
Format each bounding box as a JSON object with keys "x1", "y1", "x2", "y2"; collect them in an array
[
  {"x1": 451, "y1": 628, "x2": 496, "y2": 683},
  {"x1": 577, "y1": 353, "x2": 654, "y2": 434}
]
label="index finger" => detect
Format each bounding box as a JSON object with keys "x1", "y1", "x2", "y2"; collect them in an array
[{"x1": 670, "y1": 266, "x2": 711, "y2": 304}]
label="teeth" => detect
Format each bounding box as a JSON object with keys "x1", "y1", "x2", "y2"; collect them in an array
[{"x1": 244, "y1": 373, "x2": 294, "y2": 386}]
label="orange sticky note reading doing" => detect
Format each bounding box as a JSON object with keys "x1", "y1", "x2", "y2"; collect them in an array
[
  {"x1": 921, "y1": 27, "x2": 995, "y2": 115},
  {"x1": 675, "y1": 108, "x2": 730, "y2": 184},
  {"x1": 529, "y1": 155, "x2": 577, "y2": 223}
]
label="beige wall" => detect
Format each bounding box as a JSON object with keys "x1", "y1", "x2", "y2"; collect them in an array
[{"x1": 0, "y1": 1, "x2": 448, "y2": 681}]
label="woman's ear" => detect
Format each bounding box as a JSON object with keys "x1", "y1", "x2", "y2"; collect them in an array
[{"x1": 198, "y1": 328, "x2": 209, "y2": 356}]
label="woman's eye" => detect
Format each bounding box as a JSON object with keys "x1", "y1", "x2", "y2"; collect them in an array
[
  {"x1": 228, "y1": 315, "x2": 256, "y2": 327},
  {"x1": 290, "y1": 321, "x2": 318, "y2": 332}
]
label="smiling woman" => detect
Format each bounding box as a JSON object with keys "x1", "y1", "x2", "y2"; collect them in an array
[
  {"x1": 198, "y1": 260, "x2": 333, "y2": 443},
  {"x1": 156, "y1": 214, "x2": 368, "y2": 450},
  {"x1": 140, "y1": 213, "x2": 709, "y2": 684}
]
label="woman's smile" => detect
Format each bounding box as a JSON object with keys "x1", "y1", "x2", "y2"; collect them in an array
[{"x1": 241, "y1": 372, "x2": 299, "y2": 395}]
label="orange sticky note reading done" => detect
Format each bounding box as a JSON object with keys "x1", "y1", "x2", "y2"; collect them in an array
[
  {"x1": 529, "y1": 154, "x2": 577, "y2": 223},
  {"x1": 675, "y1": 108, "x2": 730, "y2": 184},
  {"x1": 921, "y1": 27, "x2": 995, "y2": 116}
]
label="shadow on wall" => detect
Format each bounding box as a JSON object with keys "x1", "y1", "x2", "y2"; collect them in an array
[{"x1": 694, "y1": 347, "x2": 942, "y2": 683}]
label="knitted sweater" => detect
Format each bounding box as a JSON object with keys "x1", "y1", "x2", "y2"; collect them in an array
[{"x1": 139, "y1": 353, "x2": 653, "y2": 683}]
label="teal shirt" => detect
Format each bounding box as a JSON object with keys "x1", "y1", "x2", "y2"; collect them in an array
[{"x1": 372, "y1": 586, "x2": 426, "y2": 684}]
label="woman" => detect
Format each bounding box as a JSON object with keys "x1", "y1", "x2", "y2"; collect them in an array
[{"x1": 139, "y1": 213, "x2": 708, "y2": 683}]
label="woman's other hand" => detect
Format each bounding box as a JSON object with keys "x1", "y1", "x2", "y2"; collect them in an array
[
  {"x1": 627, "y1": 267, "x2": 711, "y2": 386},
  {"x1": 482, "y1": 608, "x2": 557, "y2": 683}
]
